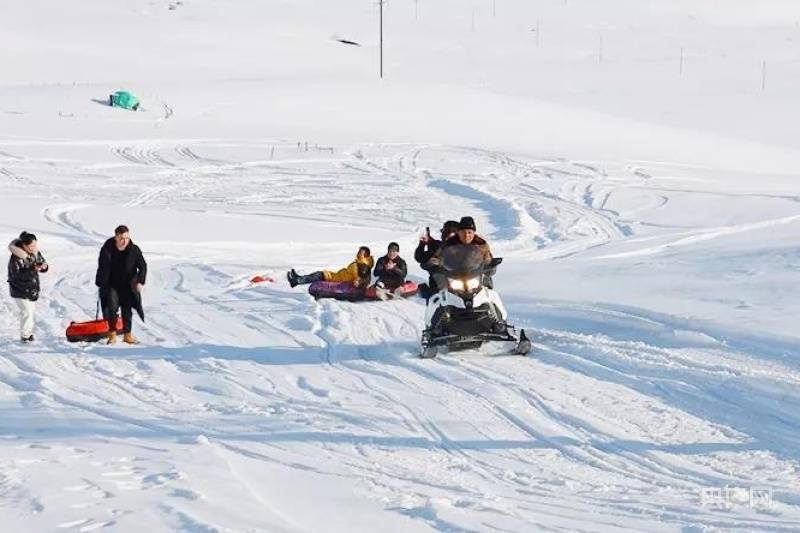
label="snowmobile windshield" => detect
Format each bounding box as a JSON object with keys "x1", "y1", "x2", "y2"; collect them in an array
[{"x1": 442, "y1": 245, "x2": 486, "y2": 275}]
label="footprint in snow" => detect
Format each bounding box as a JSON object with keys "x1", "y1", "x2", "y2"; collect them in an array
[{"x1": 296, "y1": 376, "x2": 330, "y2": 398}]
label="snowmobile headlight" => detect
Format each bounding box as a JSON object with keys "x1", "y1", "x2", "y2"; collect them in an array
[
  {"x1": 465, "y1": 277, "x2": 480, "y2": 291},
  {"x1": 448, "y1": 278, "x2": 465, "y2": 291}
]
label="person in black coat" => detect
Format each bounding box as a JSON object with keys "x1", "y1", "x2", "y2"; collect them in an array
[
  {"x1": 7, "y1": 231, "x2": 48, "y2": 342},
  {"x1": 95, "y1": 225, "x2": 147, "y2": 344},
  {"x1": 373, "y1": 242, "x2": 408, "y2": 292},
  {"x1": 414, "y1": 220, "x2": 458, "y2": 298}
]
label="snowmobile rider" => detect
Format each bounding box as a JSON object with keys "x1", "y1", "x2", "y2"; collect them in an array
[
  {"x1": 429, "y1": 216, "x2": 495, "y2": 288},
  {"x1": 7, "y1": 232, "x2": 48, "y2": 342},
  {"x1": 373, "y1": 242, "x2": 408, "y2": 291},
  {"x1": 288, "y1": 246, "x2": 375, "y2": 289},
  {"x1": 415, "y1": 220, "x2": 458, "y2": 298},
  {"x1": 95, "y1": 225, "x2": 147, "y2": 345},
  {"x1": 448, "y1": 216, "x2": 492, "y2": 263}
]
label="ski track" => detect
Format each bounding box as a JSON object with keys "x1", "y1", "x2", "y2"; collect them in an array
[{"x1": 1, "y1": 141, "x2": 799, "y2": 531}]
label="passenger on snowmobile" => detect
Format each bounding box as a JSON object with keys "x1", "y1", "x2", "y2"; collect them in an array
[
  {"x1": 420, "y1": 244, "x2": 529, "y2": 358},
  {"x1": 373, "y1": 242, "x2": 408, "y2": 292},
  {"x1": 288, "y1": 246, "x2": 374, "y2": 289},
  {"x1": 415, "y1": 221, "x2": 458, "y2": 265},
  {"x1": 415, "y1": 220, "x2": 458, "y2": 298}
]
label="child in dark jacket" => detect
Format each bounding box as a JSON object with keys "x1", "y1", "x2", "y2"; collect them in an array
[{"x1": 373, "y1": 242, "x2": 408, "y2": 300}]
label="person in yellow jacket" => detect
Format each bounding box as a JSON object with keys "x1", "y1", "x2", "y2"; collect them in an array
[{"x1": 287, "y1": 246, "x2": 374, "y2": 289}]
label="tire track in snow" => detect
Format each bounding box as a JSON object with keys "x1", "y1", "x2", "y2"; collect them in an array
[
  {"x1": 391, "y1": 145, "x2": 632, "y2": 253},
  {"x1": 174, "y1": 145, "x2": 229, "y2": 166},
  {"x1": 0, "y1": 166, "x2": 32, "y2": 185},
  {"x1": 302, "y1": 286, "x2": 790, "y2": 528},
  {"x1": 596, "y1": 214, "x2": 800, "y2": 260},
  {"x1": 385, "y1": 346, "x2": 792, "y2": 529},
  {"x1": 292, "y1": 297, "x2": 646, "y2": 524},
  {"x1": 42, "y1": 204, "x2": 105, "y2": 247},
  {"x1": 427, "y1": 178, "x2": 521, "y2": 241},
  {"x1": 110, "y1": 146, "x2": 175, "y2": 167},
  {"x1": 325, "y1": 354, "x2": 661, "y2": 526},
  {"x1": 246, "y1": 299, "x2": 560, "y2": 524},
  {"x1": 447, "y1": 355, "x2": 728, "y2": 490}
]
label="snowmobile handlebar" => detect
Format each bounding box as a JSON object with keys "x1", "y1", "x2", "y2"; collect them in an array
[{"x1": 427, "y1": 257, "x2": 502, "y2": 275}]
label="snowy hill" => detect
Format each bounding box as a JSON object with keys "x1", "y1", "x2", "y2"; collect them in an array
[{"x1": 2, "y1": 1, "x2": 800, "y2": 531}]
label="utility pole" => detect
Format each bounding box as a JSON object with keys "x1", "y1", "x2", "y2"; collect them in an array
[{"x1": 379, "y1": 0, "x2": 384, "y2": 78}]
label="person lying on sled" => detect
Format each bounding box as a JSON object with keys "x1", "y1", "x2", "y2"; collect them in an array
[
  {"x1": 287, "y1": 246, "x2": 374, "y2": 289},
  {"x1": 373, "y1": 242, "x2": 408, "y2": 295}
]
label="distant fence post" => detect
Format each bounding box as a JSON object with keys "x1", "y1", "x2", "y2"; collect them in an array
[
  {"x1": 379, "y1": 0, "x2": 384, "y2": 78},
  {"x1": 598, "y1": 33, "x2": 603, "y2": 64}
]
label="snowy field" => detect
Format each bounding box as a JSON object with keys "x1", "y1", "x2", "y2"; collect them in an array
[{"x1": 2, "y1": 1, "x2": 800, "y2": 531}]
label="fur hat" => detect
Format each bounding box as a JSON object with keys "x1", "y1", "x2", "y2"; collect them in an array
[{"x1": 457, "y1": 216, "x2": 476, "y2": 231}]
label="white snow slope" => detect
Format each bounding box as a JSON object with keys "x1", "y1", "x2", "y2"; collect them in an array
[{"x1": 2, "y1": 1, "x2": 800, "y2": 531}]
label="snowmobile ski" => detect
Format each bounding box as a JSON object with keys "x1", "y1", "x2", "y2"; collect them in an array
[{"x1": 514, "y1": 329, "x2": 532, "y2": 356}]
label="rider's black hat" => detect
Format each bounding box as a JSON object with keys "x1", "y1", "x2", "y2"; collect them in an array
[{"x1": 458, "y1": 216, "x2": 476, "y2": 231}]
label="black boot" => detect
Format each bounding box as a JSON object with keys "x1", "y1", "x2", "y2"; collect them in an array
[
  {"x1": 287, "y1": 269, "x2": 298, "y2": 288},
  {"x1": 294, "y1": 271, "x2": 324, "y2": 286}
]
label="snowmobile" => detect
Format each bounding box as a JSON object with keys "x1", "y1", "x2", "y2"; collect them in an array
[{"x1": 420, "y1": 245, "x2": 531, "y2": 358}]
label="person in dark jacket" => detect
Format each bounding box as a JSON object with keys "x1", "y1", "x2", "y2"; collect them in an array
[
  {"x1": 95, "y1": 225, "x2": 147, "y2": 344},
  {"x1": 414, "y1": 220, "x2": 458, "y2": 299},
  {"x1": 373, "y1": 242, "x2": 408, "y2": 297},
  {"x1": 7, "y1": 231, "x2": 48, "y2": 342}
]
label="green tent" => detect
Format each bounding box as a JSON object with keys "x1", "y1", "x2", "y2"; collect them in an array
[{"x1": 110, "y1": 91, "x2": 140, "y2": 111}]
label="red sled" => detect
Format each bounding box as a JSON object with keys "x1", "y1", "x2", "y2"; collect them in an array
[
  {"x1": 309, "y1": 281, "x2": 418, "y2": 301},
  {"x1": 66, "y1": 317, "x2": 124, "y2": 343}
]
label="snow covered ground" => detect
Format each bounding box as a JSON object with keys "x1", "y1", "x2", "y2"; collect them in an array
[{"x1": 2, "y1": 1, "x2": 800, "y2": 531}]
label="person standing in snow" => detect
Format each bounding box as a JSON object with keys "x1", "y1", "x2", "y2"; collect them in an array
[
  {"x1": 373, "y1": 242, "x2": 408, "y2": 296},
  {"x1": 7, "y1": 232, "x2": 49, "y2": 342},
  {"x1": 95, "y1": 225, "x2": 147, "y2": 345},
  {"x1": 287, "y1": 246, "x2": 374, "y2": 289}
]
